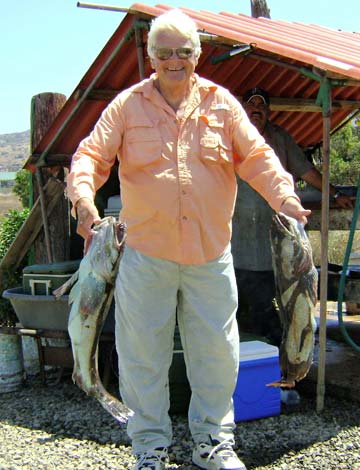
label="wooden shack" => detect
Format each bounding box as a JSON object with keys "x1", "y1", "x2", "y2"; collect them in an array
[{"x1": 2, "y1": 3, "x2": 360, "y2": 408}]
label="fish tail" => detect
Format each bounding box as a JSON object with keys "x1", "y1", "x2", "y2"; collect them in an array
[
  {"x1": 74, "y1": 370, "x2": 131, "y2": 424},
  {"x1": 91, "y1": 383, "x2": 131, "y2": 423},
  {"x1": 98, "y1": 392, "x2": 131, "y2": 424}
]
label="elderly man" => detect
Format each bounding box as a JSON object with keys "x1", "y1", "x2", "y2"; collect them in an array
[{"x1": 67, "y1": 13, "x2": 310, "y2": 470}]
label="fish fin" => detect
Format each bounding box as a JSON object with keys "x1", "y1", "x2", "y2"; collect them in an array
[
  {"x1": 53, "y1": 271, "x2": 79, "y2": 298},
  {"x1": 267, "y1": 379, "x2": 296, "y2": 388}
]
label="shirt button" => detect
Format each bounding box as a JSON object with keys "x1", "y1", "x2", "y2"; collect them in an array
[
  {"x1": 182, "y1": 216, "x2": 188, "y2": 220},
  {"x1": 182, "y1": 190, "x2": 186, "y2": 195}
]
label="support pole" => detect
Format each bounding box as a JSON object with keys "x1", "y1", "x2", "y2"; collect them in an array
[
  {"x1": 35, "y1": 168, "x2": 53, "y2": 263},
  {"x1": 316, "y1": 77, "x2": 332, "y2": 412},
  {"x1": 135, "y1": 20, "x2": 145, "y2": 80}
]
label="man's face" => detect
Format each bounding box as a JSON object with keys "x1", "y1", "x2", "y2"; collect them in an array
[
  {"x1": 243, "y1": 96, "x2": 269, "y2": 134},
  {"x1": 151, "y1": 31, "x2": 198, "y2": 87}
]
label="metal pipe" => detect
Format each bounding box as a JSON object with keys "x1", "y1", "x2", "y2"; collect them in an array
[
  {"x1": 77, "y1": 2, "x2": 129, "y2": 13},
  {"x1": 249, "y1": 52, "x2": 360, "y2": 86},
  {"x1": 211, "y1": 44, "x2": 253, "y2": 64}
]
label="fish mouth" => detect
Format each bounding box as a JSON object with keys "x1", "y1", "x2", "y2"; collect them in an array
[
  {"x1": 115, "y1": 222, "x2": 127, "y2": 250},
  {"x1": 274, "y1": 212, "x2": 307, "y2": 242},
  {"x1": 273, "y1": 213, "x2": 295, "y2": 238}
]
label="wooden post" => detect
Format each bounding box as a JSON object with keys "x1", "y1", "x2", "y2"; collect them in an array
[
  {"x1": 250, "y1": 0, "x2": 271, "y2": 18},
  {"x1": 316, "y1": 80, "x2": 332, "y2": 413},
  {"x1": 135, "y1": 23, "x2": 145, "y2": 80},
  {"x1": 30, "y1": 92, "x2": 69, "y2": 264}
]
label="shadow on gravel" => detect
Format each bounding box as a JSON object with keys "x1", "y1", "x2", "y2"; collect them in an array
[{"x1": 0, "y1": 376, "x2": 130, "y2": 445}]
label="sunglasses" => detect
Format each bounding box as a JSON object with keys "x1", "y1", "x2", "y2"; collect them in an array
[{"x1": 154, "y1": 47, "x2": 194, "y2": 60}]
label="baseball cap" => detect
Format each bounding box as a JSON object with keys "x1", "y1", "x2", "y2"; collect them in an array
[{"x1": 243, "y1": 88, "x2": 270, "y2": 105}]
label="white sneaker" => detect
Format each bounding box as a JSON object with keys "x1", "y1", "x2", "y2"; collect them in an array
[
  {"x1": 192, "y1": 439, "x2": 247, "y2": 470},
  {"x1": 133, "y1": 447, "x2": 168, "y2": 470}
]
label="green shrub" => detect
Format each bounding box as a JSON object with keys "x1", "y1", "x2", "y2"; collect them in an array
[
  {"x1": 0, "y1": 208, "x2": 30, "y2": 326},
  {"x1": 13, "y1": 169, "x2": 31, "y2": 209}
]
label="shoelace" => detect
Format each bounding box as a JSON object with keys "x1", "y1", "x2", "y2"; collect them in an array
[
  {"x1": 206, "y1": 439, "x2": 234, "y2": 462},
  {"x1": 136, "y1": 448, "x2": 168, "y2": 468}
]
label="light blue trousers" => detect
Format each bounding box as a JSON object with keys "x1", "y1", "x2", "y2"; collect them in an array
[{"x1": 114, "y1": 245, "x2": 239, "y2": 454}]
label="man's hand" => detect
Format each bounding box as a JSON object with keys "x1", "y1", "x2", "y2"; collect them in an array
[
  {"x1": 280, "y1": 196, "x2": 311, "y2": 225},
  {"x1": 75, "y1": 198, "x2": 101, "y2": 253}
]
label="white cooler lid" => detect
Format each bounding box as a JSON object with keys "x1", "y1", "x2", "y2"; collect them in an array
[{"x1": 239, "y1": 340, "x2": 278, "y2": 361}]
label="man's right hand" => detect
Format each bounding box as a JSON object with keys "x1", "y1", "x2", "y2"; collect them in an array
[{"x1": 75, "y1": 198, "x2": 101, "y2": 253}]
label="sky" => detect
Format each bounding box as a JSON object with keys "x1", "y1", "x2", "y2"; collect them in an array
[{"x1": 1, "y1": 0, "x2": 359, "y2": 135}]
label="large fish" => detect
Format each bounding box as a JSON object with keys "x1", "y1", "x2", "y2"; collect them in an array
[
  {"x1": 54, "y1": 216, "x2": 131, "y2": 422},
  {"x1": 268, "y1": 212, "x2": 318, "y2": 388}
]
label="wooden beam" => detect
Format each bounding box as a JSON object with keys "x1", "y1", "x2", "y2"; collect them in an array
[
  {"x1": 269, "y1": 97, "x2": 360, "y2": 112},
  {"x1": 74, "y1": 88, "x2": 360, "y2": 112},
  {"x1": 25, "y1": 154, "x2": 73, "y2": 168}
]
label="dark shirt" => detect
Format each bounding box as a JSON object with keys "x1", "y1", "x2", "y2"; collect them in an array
[{"x1": 231, "y1": 121, "x2": 314, "y2": 270}]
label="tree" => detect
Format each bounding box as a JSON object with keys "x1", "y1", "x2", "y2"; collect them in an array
[
  {"x1": 13, "y1": 169, "x2": 31, "y2": 208},
  {"x1": 0, "y1": 208, "x2": 30, "y2": 326},
  {"x1": 329, "y1": 121, "x2": 360, "y2": 185},
  {"x1": 312, "y1": 121, "x2": 360, "y2": 186}
]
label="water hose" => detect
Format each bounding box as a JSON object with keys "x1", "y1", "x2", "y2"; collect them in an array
[{"x1": 336, "y1": 172, "x2": 360, "y2": 351}]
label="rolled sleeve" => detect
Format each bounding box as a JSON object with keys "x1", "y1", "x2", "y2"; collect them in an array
[{"x1": 67, "y1": 96, "x2": 124, "y2": 213}]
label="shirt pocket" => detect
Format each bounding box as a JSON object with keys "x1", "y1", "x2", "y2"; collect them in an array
[
  {"x1": 199, "y1": 118, "x2": 233, "y2": 165},
  {"x1": 125, "y1": 120, "x2": 163, "y2": 167}
]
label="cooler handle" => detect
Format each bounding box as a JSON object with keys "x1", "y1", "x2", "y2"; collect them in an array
[{"x1": 29, "y1": 279, "x2": 52, "y2": 296}]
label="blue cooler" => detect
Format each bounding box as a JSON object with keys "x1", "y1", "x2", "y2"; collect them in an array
[{"x1": 233, "y1": 340, "x2": 281, "y2": 422}]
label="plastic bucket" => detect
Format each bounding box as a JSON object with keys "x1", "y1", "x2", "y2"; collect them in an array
[
  {"x1": 21, "y1": 336, "x2": 40, "y2": 376},
  {"x1": 0, "y1": 333, "x2": 24, "y2": 393}
]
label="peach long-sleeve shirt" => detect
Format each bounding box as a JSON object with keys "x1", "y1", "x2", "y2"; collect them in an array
[{"x1": 67, "y1": 74, "x2": 298, "y2": 265}]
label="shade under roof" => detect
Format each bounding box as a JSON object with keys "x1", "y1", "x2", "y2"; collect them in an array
[{"x1": 25, "y1": 3, "x2": 360, "y2": 170}]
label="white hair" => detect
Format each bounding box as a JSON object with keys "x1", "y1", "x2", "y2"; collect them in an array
[{"x1": 147, "y1": 9, "x2": 201, "y2": 60}]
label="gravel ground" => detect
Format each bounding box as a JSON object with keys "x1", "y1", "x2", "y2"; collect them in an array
[{"x1": 0, "y1": 375, "x2": 360, "y2": 470}]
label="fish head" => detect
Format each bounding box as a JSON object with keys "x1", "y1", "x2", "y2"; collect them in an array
[
  {"x1": 270, "y1": 212, "x2": 313, "y2": 276},
  {"x1": 92, "y1": 216, "x2": 126, "y2": 249},
  {"x1": 87, "y1": 217, "x2": 127, "y2": 278}
]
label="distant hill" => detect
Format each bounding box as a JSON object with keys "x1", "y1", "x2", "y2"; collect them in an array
[{"x1": 0, "y1": 130, "x2": 30, "y2": 172}]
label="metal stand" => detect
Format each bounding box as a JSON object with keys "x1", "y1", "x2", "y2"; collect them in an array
[{"x1": 0, "y1": 327, "x2": 114, "y2": 386}]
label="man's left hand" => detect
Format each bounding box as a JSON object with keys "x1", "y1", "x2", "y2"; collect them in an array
[{"x1": 280, "y1": 196, "x2": 311, "y2": 225}]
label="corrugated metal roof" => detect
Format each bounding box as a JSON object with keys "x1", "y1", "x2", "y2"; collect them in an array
[{"x1": 26, "y1": 3, "x2": 360, "y2": 170}]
